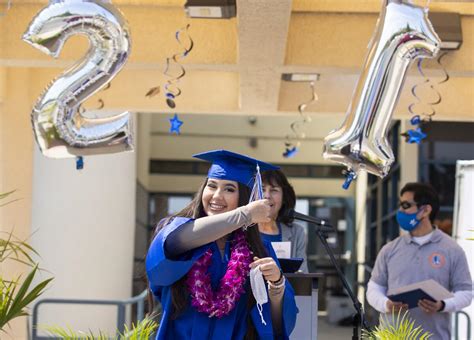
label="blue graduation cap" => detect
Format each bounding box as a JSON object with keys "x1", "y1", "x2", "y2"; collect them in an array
[{"x1": 193, "y1": 150, "x2": 279, "y2": 188}]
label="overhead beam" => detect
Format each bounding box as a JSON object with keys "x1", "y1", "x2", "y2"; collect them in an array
[{"x1": 237, "y1": 0, "x2": 292, "y2": 113}]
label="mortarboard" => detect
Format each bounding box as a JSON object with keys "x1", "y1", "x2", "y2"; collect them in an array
[{"x1": 193, "y1": 150, "x2": 279, "y2": 188}]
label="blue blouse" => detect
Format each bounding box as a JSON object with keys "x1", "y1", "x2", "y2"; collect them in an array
[
  {"x1": 146, "y1": 217, "x2": 298, "y2": 340},
  {"x1": 260, "y1": 223, "x2": 283, "y2": 244}
]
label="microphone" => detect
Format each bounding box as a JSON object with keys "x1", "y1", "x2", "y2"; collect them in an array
[{"x1": 289, "y1": 210, "x2": 334, "y2": 231}]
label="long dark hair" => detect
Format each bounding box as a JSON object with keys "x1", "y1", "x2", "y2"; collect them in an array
[
  {"x1": 153, "y1": 178, "x2": 268, "y2": 324},
  {"x1": 262, "y1": 169, "x2": 296, "y2": 225}
]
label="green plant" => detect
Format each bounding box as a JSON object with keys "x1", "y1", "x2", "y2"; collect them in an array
[
  {"x1": 362, "y1": 309, "x2": 432, "y2": 340},
  {"x1": 42, "y1": 315, "x2": 158, "y2": 340},
  {"x1": 0, "y1": 191, "x2": 53, "y2": 331},
  {"x1": 0, "y1": 191, "x2": 20, "y2": 207}
]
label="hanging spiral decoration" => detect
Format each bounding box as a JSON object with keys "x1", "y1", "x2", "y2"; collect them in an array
[
  {"x1": 402, "y1": 51, "x2": 450, "y2": 144},
  {"x1": 161, "y1": 24, "x2": 194, "y2": 108},
  {"x1": 283, "y1": 81, "x2": 317, "y2": 158}
]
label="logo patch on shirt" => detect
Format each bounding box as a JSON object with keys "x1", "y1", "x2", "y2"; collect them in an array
[{"x1": 428, "y1": 252, "x2": 446, "y2": 269}]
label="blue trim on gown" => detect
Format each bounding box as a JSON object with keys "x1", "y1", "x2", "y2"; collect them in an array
[{"x1": 146, "y1": 217, "x2": 298, "y2": 340}]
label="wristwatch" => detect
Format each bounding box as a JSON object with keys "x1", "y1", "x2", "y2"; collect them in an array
[{"x1": 437, "y1": 300, "x2": 445, "y2": 312}]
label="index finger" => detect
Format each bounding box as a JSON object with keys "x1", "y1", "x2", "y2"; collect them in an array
[{"x1": 250, "y1": 257, "x2": 273, "y2": 268}]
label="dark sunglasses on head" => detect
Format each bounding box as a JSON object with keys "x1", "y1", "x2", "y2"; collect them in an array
[{"x1": 398, "y1": 201, "x2": 419, "y2": 210}]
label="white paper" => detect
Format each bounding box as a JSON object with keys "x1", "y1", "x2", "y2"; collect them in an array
[
  {"x1": 271, "y1": 241, "x2": 291, "y2": 259},
  {"x1": 392, "y1": 279, "x2": 454, "y2": 301}
]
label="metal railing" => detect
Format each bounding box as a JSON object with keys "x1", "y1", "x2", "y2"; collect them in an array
[
  {"x1": 30, "y1": 290, "x2": 148, "y2": 339},
  {"x1": 454, "y1": 310, "x2": 471, "y2": 340}
]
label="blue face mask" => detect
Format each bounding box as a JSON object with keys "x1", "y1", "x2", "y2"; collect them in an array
[{"x1": 396, "y1": 210, "x2": 421, "y2": 231}]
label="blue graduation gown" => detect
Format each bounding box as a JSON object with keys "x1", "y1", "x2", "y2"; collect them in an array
[{"x1": 146, "y1": 217, "x2": 298, "y2": 340}]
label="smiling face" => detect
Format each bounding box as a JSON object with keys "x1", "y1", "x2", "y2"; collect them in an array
[
  {"x1": 263, "y1": 180, "x2": 283, "y2": 221},
  {"x1": 202, "y1": 179, "x2": 240, "y2": 216}
]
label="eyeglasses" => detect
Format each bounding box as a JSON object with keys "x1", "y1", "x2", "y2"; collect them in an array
[{"x1": 398, "y1": 201, "x2": 418, "y2": 210}]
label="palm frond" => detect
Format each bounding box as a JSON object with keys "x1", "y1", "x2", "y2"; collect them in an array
[
  {"x1": 362, "y1": 310, "x2": 432, "y2": 339},
  {"x1": 0, "y1": 192, "x2": 53, "y2": 333},
  {"x1": 43, "y1": 315, "x2": 159, "y2": 340},
  {"x1": 0, "y1": 191, "x2": 15, "y2": 200},
  {"x1": 42, "y1": 325, "x2": 97, "y2": 340},
  {"x1": 0, "y1": 231, "x2": 39, "y2": 265},
  {"x1": 121, "y1": 316, "x2": 158, "y2": 339},
  {"x1": 0, "y1": 190, "x2": 20, "y2": 207},
  {"x1": 0, "y1": 265, "x2": 53, "y2": 330}
]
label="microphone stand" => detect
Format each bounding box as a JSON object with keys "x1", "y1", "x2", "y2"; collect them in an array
[{"x1": 312, "y1": 220, "x2": 370, "y2": 339}]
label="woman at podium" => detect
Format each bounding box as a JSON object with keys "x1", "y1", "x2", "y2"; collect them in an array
[{"x1": 259, "y1": 170, "x2": 308, "y2": 273}]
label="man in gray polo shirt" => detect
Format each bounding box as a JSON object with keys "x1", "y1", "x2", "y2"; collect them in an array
[{"x1": 367, "y1": 182, "x2": 472, "y2": 339}]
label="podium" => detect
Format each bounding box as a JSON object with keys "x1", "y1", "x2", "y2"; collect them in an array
[{"x1": 285, "y1": 273, "x2": 324, "y2": 340}]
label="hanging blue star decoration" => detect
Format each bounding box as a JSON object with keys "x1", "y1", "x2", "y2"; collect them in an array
[
  {"x1": 401, "y1": 115, "x2": 427, "y2": 144},
  {"x1": 405, "y1": 127, "x2": 427, "y2": 144},
  {"x1": 283, "y1": 146, "x2": 298, "y2": 158},
  {"x1": 169, "y1": 113, "x2": 183, "y2": 135}
]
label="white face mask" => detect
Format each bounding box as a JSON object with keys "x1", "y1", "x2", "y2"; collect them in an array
[{"x1": 249, "y1": 266, "x2": 268, "y2": 325}]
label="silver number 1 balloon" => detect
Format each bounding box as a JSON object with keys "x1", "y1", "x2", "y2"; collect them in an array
[
  {"x1": 323, "y1": 0, "x2": 440, "y2": 188},
  {"x1": 23, "y1": 0, "x2": 133, "y2": 158}
]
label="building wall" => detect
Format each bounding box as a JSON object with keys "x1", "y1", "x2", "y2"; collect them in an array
[{"x1": 0, "y1": 67, "x2": 34, "y2": 339}]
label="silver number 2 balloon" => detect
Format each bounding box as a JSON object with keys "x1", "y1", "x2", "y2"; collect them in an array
[
  {"x1": 323, "y1": 0, "x2": 440, "y2": 188},
  {"x1": 23, "y1": 0, "x2": 133, "y2": 158}
]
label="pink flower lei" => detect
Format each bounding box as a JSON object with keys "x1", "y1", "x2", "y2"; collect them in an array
[{"x1": 185, "y1": 229, "x2": 253, "y2": 318}]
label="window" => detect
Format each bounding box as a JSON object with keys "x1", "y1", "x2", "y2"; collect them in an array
[{"x1": 419, "y1": 122, "x2": 474, "y2": 236}]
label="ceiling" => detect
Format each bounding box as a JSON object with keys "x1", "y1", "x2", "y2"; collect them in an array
[
  {"x1": 1, "y1": 0, "x2": 473, "y2": 121},
  {"x1": 1, "y1": 0, "x2": 473, "y2": 194}
]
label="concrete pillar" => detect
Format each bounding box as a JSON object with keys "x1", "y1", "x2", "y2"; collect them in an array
[
  {"x1": 399, "y1": 119, "x2": 419, "y2": 185},
  {"x1": 136, "y1": 113, "x2": 151, "y2": 190},
  {"x1": 355, "y1": 171, "x2": 368, "y2": 304},
  {"x1": 31, "y1": 146, "x2": 136, "y2": 335}
]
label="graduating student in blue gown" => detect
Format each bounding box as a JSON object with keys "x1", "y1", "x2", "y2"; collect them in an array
[{"x1": 146, "y1": 150, "x2": 298, "y2": 340}]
